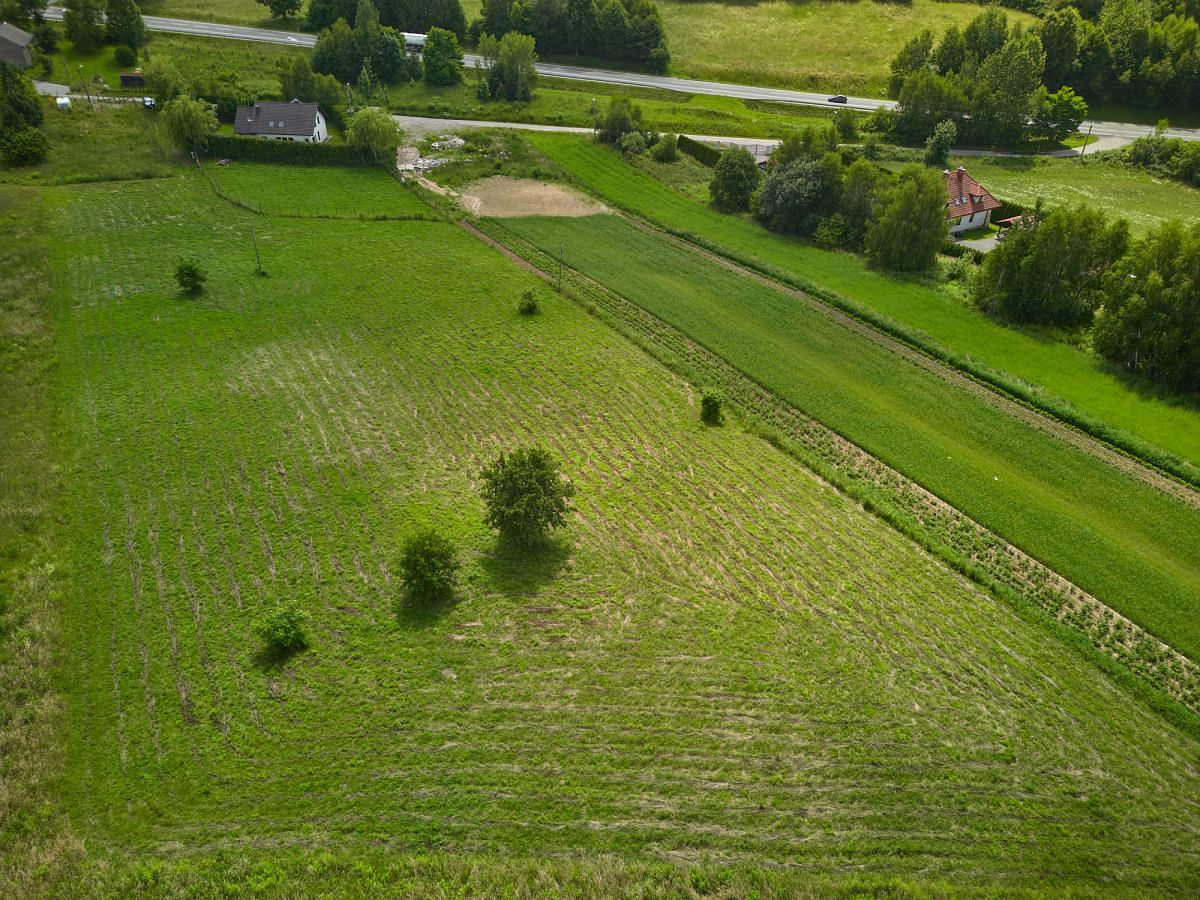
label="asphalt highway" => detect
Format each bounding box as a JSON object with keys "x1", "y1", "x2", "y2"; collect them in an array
[{"x1": 45, "y1": 7, "x2": 1200, "y2": 142}]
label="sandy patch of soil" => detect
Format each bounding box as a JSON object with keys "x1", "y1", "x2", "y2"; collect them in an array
[{"x1": 458, "y1": 177, "x2": 608, "y2": 218}]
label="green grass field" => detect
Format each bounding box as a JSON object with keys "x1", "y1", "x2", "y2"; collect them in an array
[
  {"x1": 0, "y1": 162, "x2": 1190, "y2": 893},
  {"x1": 524, "y1": 135, "x2": 1200, "y2": 472},
  {"x1": 950, "y1": 153, "x2": 1200, "y2": 234},
  {"x1": 656, "y1": 0, "x2": 1036, "y2": 95},
  {"x1": 502, "y1": 211, "x2": 1200, "y2": 663},
  {"x1": 207, "y1": 162, "x2": 430, "y2": 217}
]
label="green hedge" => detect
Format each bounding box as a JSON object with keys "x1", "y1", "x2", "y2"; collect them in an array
[
  {"x1": 677, "y1": 135, "x2": 720, "y2": 167},
  {"x1": 203, "y1": 134, "x2": 377, "y2": 166}
]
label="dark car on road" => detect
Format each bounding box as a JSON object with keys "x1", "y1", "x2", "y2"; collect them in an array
[{"x1": 828, "y1": 95, "x2": 848, "y2": 104}]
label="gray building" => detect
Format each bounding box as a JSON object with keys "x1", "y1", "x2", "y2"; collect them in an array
[{"x1": 0, "y1": 22, "x2": 33, "y2": 70}]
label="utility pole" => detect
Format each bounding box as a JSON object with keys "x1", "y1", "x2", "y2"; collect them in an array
[
  {"x1": 250, "y1": 224, "x2": 263, "y2": 276},
  {"x1": 79, "y1": 65, "x2": 93, "y2": 109},
  {"x1": 1078, "y1": 122, "x2": 1094, "y2": 162}
]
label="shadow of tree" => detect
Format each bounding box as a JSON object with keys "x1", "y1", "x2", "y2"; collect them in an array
[
  {"x1": 396, "y1": 588, "x2": 461, "y2": 629},
  {"x1": 479, "y1": 535, "x2": 572, "y2": 599},
  {"x1": 252, "y1": 642, "x2": 307, "y2": 672}
]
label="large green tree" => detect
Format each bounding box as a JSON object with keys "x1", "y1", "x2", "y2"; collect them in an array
[
  {"x1": 757, "y1": 154, "x2": 842, "y2": 236},
  {"x1": 479, "y1": 30, "x2": 538, "y2": 101},
  {"x1": 346, "y1": 106, "x2": 401, "y2": 160},
  {"x1": 970, "y1": 32, "x2": 1045, "y2": 146},
  {"x1": 973, "y1": 205, "x2": 1129, "y2": 325},
  {"x1": 105, "y1": 0, "x2": 146, "y2": 49},
  {"x1": 1094, "y1": 221, "x2": 1200, "y2": 392},
  {"x1": 709, "y1": 146, "x2": 760, "y2": 213},
  {"x1": 255, "y1": 0, "x2": 301, "y2": 17},
  {"x1": 888, "y1": 28, "x2": 933, "y2": 97},
  {"x1": 422, "y1": 26, "x2": 462, "y2": 85},
  {"x1": 865, "y1": 167, "x2": 947, "y2": 274},
  {"x1": 161, "y1": 96, "x2": 218, "y2": 150},
  {"x1": 480, "y1": 446, "x2": 575, "y2": 547},
  {"x1": 63, "y1": 0, "x2": 105, "y2": 53}
]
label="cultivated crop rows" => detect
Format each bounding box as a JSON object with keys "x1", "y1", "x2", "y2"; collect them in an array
[
  {"x1": 47, "y1": 177, "x2": 1200, "y2": 890},
  {"x1": 470, "y1": 217, "x2": 1200, "y2": 715}
]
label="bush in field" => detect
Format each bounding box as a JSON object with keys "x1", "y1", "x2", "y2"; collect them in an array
[
  {"x1": 113, "y1": 45, "x2": 137, "y2": 68},
  {"x1": 480, "y1": 446, "x2": 575, "y2": 547},
  {"x1": 700, "y1": 390, "x2": 723, "y2": 426},
  {"x1": 346, "y1": 107, "x2": 401, "y2": 162},
  {"x1": 399, "y1": 528, "x2": 460, "y2": 606},
  {"x1": 709, "y1": 147, "x2": 759, "y2": 212},
  {"x1": 517, "y1": 289, "x2": 540, "y2": 315},
  {"x1": 651, "y1": 133, "x2": 679, "y2": 163},
  {"x1": 174, "y1": 258, "x2": 207, "y2": 295},
  {"x1": 254, "y1": 599, "x2": 309, "y2": 655},
  {"x1": 162, "y1": 96, "x2": 217, "y2": 150},
  {"x1": 1, "y1": 127, "x2": 48, "y2": 166},
  {"x1": 618, "y1": 131, "x2": 646, "y2": 156}
]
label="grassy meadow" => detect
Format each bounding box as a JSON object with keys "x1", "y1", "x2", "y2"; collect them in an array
[
  {"x1": 524, "y1": 134, "x2": 1200, "y2": 472},
  {"x1": 950, "y1": 153, "x2": 1200, "y2": 234},
  {"x1": 3, "y1": 161, "x2": 1191, "y2": 893},
  {"x1": 656, "y1": 0, "x2": 1036, "y2": 95}
]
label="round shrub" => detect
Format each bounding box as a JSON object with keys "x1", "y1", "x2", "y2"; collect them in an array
[
  {"x1": 1, "y1": 127, "x2": 49, "y2": 166},
  {"x1": 517, "y1": 289, "x2": 540, "y2": 315},
  {"x1": 618, "y1": 131, "x2": 647, "y2": 156},
  {"x1": 399, "y1": 528, "x2": 459, "y2": 606},
  {"x1": 254, "y1": 599, "x2": 308, "y2": 655},
  {"x1": 700, "y1": 390, "x2": 724, "y2": 426},
  {"x1": 174, "y1": 258, "x2": 206, "y2": 295},
  {"x1": 651, "y1": 134, "x2": 679, "y2": 163},
  {"x1": 114, "y1": 44, "x2": 137, "y2": 67},
  {"x1": 480, "y1": 446, "x2": 575, "y2": 547}
]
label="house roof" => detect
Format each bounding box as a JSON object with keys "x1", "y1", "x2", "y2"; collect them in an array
[
  {"x1": 943, "y1": 166, "x2": 1001, "y2": 220},
  {"x1": 233, "y1": 100, "x2": 322, "y2": 136},
  {"x1": 0, "y1": 22, "x2": 33, "y2": 48}
]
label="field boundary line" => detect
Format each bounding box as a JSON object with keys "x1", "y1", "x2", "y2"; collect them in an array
[
  {"x1": 609, "y1": 210, "x2": 1200, "y2": 513},
  {"x1": 462, "y1": 217, "x2": 1200, "y2": 723}
]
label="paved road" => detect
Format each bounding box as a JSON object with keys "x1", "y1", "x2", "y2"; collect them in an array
[{"x1": 47, "y1": 7, "x2": 1200, "y2": 143}]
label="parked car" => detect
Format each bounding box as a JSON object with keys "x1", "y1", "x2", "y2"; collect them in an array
[
  {"x1": 142, "y1": 96, "x2": 155, "y2": 110},
  {"x1": 828, "y1": 95, "x2": 848, "y2": 104}
]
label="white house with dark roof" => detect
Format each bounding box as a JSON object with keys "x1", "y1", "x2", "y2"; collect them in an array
[
  {"x1": 233, "y1": 99, "x2": 328, "y2": 143},
  {"x1": 0, "y1": 22, "x2": 33, "y2": 69}
]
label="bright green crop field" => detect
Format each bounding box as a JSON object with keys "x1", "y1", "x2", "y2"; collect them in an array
[
  {"x1": 0, "y1": 156, "x2": 1196, "y2": 893},
  {"x1": 524, "y1": 134, "x2": 1200, "y2": 473}
]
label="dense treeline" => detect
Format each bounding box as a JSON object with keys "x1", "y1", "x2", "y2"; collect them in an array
[
  {"x1": 975, "y1": 206, "x2": 1198, "y2": 392},
  {"x1": 475, "y1": 0, "x2": 670, "y2": 71},
  {"x1": 888, "y1": 8, "x2": 1088, "y2": 146},
  {"x1": 312, "y1": 0, "x2": 424, "y2": 84},
  {"x1": 0, "y1": 60, "x2": 48, "y2": 165},
  {"x1": 307, "y1": 0, "x2": 468, "y2": 36},
  {"x1": 1126, "y1": 127, "x2": 1200, "y2": 186}
]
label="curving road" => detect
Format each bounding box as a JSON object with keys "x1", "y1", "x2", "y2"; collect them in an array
[{"x1": 45, "y1": 7, "x2": 1200, "y2": 142}]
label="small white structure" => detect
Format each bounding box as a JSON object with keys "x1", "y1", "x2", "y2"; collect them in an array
[
  {"x1": 55, "y1": 96, "x2": 71, "y2": 111},
  {"x1": 233, "y1": 99, "x2": 328, "y2": 143},
  {"x1": 944, "y1": 166, "x2": 1001, "y2": 235}
]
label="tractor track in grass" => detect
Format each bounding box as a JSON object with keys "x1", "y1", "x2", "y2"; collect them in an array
[
  {"x1": 609, "y1": 212, "x2": 1200, "y2": 515},
  {"x1": 461, "y1": 217, "x2": 1200, "y2": 717}
]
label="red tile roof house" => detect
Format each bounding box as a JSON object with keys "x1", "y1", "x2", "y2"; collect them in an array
[
  {"x1": 233, "y1": 99, "x2": 328, "y2": 143},
  {"x1": 944, "y1": 166, "x2": 1001, "y2": 236}
]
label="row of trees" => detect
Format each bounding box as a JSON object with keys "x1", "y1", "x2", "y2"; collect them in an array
[
  {"x1": 62, "y1": 0, "x2": 145, "y2": 57},
  {"x1": 707, "y1": 134, "x2": 950, "y2": 274},
  {"x1": 976, "y1": 207, "x2": 1198, "y2": 392},
  {"x1": 476, "y1": 0, "x2": 669, "y2": 71},
  {"x1": 304, "y1": 0, "x2": 467, "y2": 36},
  {"x1": 1126, "y1": 127, "x2": 1200, "y2": 187},
  {"x1": 889, "y1": 8, "x2": 1089, "y2": 147},
  {"x1": 0, "y1": 61, "x2": 48, "y2": 165}
]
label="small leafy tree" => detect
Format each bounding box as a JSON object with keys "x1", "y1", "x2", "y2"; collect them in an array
[
  {"x1": 113, "y1": 45, "x2": 137, "y2": 67},
  {"x1": 709, "y1": 147, "x2": 760, "y2": 212},
  {"x1": 596, "y1": 97, "x2": 641, "y2": 145},
  {"x1": 618, "y1": 131, "x2": 646, "y2": 156},
  {"x1": 865, "y1": 167, "x2": 948, "y2": 274},
  {"x1": 143, "y1": 57, "x2": 186, "y2": 102},
  {"x1": 423, "y1": 26, "x2": 463, "y2": 86},
  {"x1": 517, "y1": 289, "x2": 540, "y2": 315},
  {"x1": 923, "y1": 119, "x2": 957, "y2": 168},
  {"x1": 399, "y1": 528, "x2": 459, "y2": 606},
  {"x1": 480, "y1": 446, "x2": 575, "y2": 547},
  {"x1": 700, "y1": 390, "x2": 723, "y2": 425},
  {"x1": 174, "y1": 258, "x2": 206, "y2": 295},
  {"x1": 478, "y1": 31, "x2": 538, "y2": 102},
  {"x1": 346, "y1": 107, "x2": 401, "y2": 161},
  {"x1": 651, "y1": 133, "x2": 679, "y2": 162},
  {"x1": 254, "y1": 599, "x2": 309, "y2": 655},
  {"x1": 162, "y1": 97, "x2": 218, "y2": 150}
]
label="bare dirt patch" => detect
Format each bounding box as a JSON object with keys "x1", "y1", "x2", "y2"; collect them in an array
[{"x1": 459, "y1": 177, "x2": 608, "y2": 218}]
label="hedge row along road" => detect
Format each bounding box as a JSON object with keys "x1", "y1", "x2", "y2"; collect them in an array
[{"x1": 42, "y1": 7, "x2": 1200, "y2": 142}]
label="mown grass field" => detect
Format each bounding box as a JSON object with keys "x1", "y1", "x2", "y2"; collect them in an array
[
  {"x1": 524, "y1": 134, "x2": 1200, "y2": 471},
  {"x1": 656, "y1": 0, "x2": 1036, "y2": 95},
  {"x1": 950, "y1": 153, "x2": 1200, "y2": 234},
  {"x1": 207, "y1": 162, "x2": 430, "y2": 217},
  {"x1": 21, "y1": 164, "x2": 1200, "y2": 893}
]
